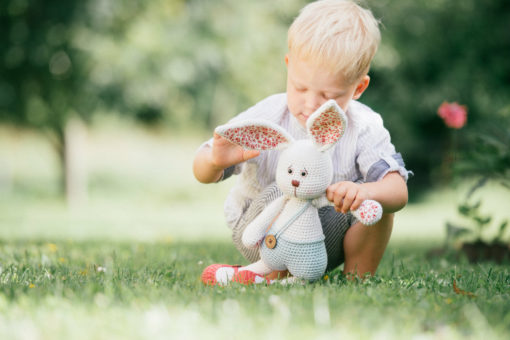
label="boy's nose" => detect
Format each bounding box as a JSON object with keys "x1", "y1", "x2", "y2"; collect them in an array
[
  {"x1": 304, "y1": 93, "x2": 323, "y2": 114},
  {"x1": 292, "y1": 180, "x2": 300, "y2": 187}
]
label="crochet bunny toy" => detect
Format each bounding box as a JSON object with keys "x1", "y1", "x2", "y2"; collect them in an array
[{"x1": 210, "y1": 100, "x2": 383, "y2": 284}]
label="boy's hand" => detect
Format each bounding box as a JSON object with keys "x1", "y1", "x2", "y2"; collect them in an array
[
  {"x1": 326, "y1": 181, "x2": 370, "y2": 214},
  {"x1": 210, "y1": 133, "x2": 260, "y2": 170}
]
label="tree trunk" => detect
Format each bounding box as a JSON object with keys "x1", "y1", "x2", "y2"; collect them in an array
[
  {"x1": 51, "y1": 117, "x2": 88, "y2": 208},
  {"x1": 64, "y1": 117, "x2": 88, "y2": 208}
]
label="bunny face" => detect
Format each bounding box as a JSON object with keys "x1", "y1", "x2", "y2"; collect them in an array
[{"x1": 276, "y1": 139, "x2": 333, "y2": 200}]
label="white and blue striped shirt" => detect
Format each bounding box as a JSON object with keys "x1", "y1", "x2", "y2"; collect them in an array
[{"x1": 202, "y1": 93, "x2": 409, "y2": 229}]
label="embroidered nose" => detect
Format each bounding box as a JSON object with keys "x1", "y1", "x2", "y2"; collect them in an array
[{"x1": 292, "y1": 180, "x2": 300, "y2": 187}]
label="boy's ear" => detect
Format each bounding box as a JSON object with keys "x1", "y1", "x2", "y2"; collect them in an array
[
  {"x1": 353, "y1": 75, "x2": 370, "y2": 100},
  {"x1": 285, "y1": 54, "x2": 289, "y2": 67}
]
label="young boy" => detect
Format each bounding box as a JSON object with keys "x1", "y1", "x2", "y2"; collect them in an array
[{"x1": 193, "y1": 0, "x2": 409, "y2": 285}]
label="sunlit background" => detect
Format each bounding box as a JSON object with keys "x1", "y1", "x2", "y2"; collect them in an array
[
  {"x1": 1, "y1": 0, "x2": 509, "y2": 338},
  {"x1": 2, "y1": 0, "x2": 509, "y2": 239}
]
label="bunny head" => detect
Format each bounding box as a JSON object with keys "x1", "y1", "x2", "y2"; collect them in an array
[
  {"x1": 275, "y1": 139, "x2": 333, "y2": 199},
  {"x1": 215, "y1": 100, "x2": 348, "y2": 199}
]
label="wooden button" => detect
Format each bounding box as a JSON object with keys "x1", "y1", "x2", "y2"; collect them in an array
[{"x1": 265, "y1": 235, "x2": 277, "y2": 249}]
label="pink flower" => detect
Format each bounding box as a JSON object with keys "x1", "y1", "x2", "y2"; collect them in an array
[{"x1": 438, "y1": 102, "x2": 467, "y2": 129}]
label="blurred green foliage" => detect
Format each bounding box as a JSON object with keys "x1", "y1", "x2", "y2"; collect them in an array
[
  {"x1": 1, "y1": 0, "x2": 509, "y2": 196},
  {"x1": 365, "y1": 0, "x2": 510, "y2": 192}
]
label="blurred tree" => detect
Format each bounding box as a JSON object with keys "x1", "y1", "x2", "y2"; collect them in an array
[
  {"x1": 365, "y1": 0, "x2": 510, "y2": 193},
  {"x1": 0, "y1": 0, "x2": 98, "y2": 204}
]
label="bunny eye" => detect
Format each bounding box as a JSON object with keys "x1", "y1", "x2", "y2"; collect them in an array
[
  {"x1": 287, "y1": 166, "x2": 293, "y2": 175},
  {"x1": 300, "y1": 169, "x2": 308, "y2": 177}
]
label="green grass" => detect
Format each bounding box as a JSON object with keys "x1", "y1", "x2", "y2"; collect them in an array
[
  {"x1": 1, "y1": 123, "x2": 510, "y2": 339},
  {"x1": 0, "y1": 240, "x2": 509, "y2": 339}
]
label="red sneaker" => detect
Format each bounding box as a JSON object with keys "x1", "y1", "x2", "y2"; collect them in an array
[
  {"x1": 233, "y1": 270, "x2": 272, "y2": 285},
  {"x1": 201, "y1": 264, "x2": 241, "y2": 286}
]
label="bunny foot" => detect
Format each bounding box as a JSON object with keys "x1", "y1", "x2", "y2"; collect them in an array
[
  {"x1": 201, "y1": 264, "x2": 273, "y2": 286},
  {"x1": 233, "y1": 270, "x2": 273, "y2": 285},
  {"x1": 201, "y1": 264, "x2": 241, "y2": 286}
]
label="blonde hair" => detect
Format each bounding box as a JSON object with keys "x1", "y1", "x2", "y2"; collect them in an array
[{"x1": 288, "y1": 0, "x2": 381, "y2": 84}]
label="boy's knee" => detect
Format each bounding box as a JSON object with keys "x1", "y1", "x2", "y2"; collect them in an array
[{"x1": 379, "y1": 213, "x2": 394, "y2": 227}]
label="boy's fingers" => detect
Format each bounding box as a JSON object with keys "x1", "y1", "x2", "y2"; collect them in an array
[
  {"x1": 333, "y1": 187, "x2": 347, "y2": 210},
  {"x1": 243, "y1": 150, "x2": 260, "y2": 161},
  {"x1": 326, "y1": 187, "x2": 334, "y2": 202},
  {"x1": 213, "y1": 133, "x2": 231, "y2": 148},
  {"x1": 213, "y1": 132, "x2": 227, "y2": 142},
  {"x1": 326, "y1": 183, "x2": 341, "y2": 201},
  {"x1": 342, "y1": 190, "x2": 356, "y2": 213},
  {"x1": 350, "y1": 196, "x2": 364, "y2": 211}
]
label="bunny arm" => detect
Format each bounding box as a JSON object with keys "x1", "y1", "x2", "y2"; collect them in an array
[
  {"x1": 351, "y1": 199, "x2": 383, "y2": 226},
  {"x1": 242, "y1": 195, "x2": 288, "y2": 248},
  {"x1": 311, "y1": 195, "x2": 332, "y2": 209},
  {"x1": 313, "y1": 196, "x2": 383, "y2": 226}
]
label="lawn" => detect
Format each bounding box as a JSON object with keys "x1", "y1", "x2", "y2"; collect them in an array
[
  {"x1": 1, "y1": 123, "x2": 509, "y2": 339},
  {"x1": 1, "y1": 239, "x2": 509, "y2": 339}
]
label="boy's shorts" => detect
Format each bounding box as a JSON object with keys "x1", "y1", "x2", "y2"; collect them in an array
[{"x1": 231, "y1": 183, "x2": 358, "y2": 272}]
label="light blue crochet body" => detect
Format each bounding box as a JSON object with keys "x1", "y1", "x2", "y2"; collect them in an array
[
  {"x1": 259, "y1": 200, "x2": 327, "y2": 281},
  {"x1": 260, "y1": 235, "x2": 327, "y2": 281}
]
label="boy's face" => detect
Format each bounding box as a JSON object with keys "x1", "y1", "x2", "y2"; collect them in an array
[{"x1": 285, "y1": 52, "x2": 370, "y2": 127}]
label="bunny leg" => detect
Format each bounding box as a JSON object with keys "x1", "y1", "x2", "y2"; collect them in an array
[
  {"x1": 239, "y1": 260, "x2": 273, "y2": 275},
  {"x1": 242, "y1": 196, "x2": 287, "y2": 248},
  {"x1": 232, "y1": 183, "x2": 283, "y2": 262}
]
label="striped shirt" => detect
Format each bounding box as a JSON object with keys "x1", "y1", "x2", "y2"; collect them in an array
[{"x1": 202, "y1": 93, "x2": 410, "y2": 229}]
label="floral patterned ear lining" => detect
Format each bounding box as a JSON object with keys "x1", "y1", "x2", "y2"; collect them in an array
[
  {"x1": 307, "y1": 100, "x2": 348, "y2": 150},
  {"x1": 351, "y1": 200, "x2": 383, "y2": 226},
  {"x1": 215, "y1": 120, "x2": 293, "y2": 150}
]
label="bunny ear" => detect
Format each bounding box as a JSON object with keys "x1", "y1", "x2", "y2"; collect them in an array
[
  {"x1": 306, "y1": 99, "x2": 348, "y2": 151},
  {"x1": 215, "y1": 119, "x2": 294, "y2": 150}
]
